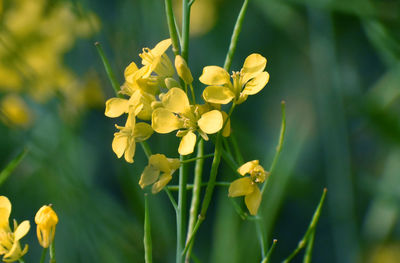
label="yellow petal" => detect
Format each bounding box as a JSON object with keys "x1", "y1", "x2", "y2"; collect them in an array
[
  {"x1": 152, "y1": 108, "x2": 181, "y2": 133},
  {"x1": 112, "y1": 133, "x2": 128, "y2": 158},
  {"x1": 14, "y1": 220, "x2": 30, "y2": 241},
  {"x1": 242, "y1": 71, "x2": 269, "y2": 95},
  {"x1": 197, "y1": 110, "x2": 223, "y2": 134},
  {"x1": 245, "y1": 186, "x2": 262, "y2": 215},
  {"x1": 167, "y1": 158, "x2": 181, "y2": 170},
  {"x1": 149, "y1": 154, "x2": 171, "y2": 172},
  {"x1": 221, "y1": 111, "x2": 231, "y2": 137},
  {"x1": 202, "y1": 86, "x2": 235, "y2": 104},
  {"x1": 105, "y1": 98, "x2": 129, "y2": 117},
  {"x1": 241, "y1": 53, "x2": 267, "y2": 82},
  {"x1": 237, "y1": 160, "x2": 260, "y2": 176},
  {"x1": 152, "y1": 173, "x2": 173, "y2": 194},
  {"x1": 228, "y1": 177, "x2": 255, "y2": 197},
  {"x1": 161, "y1": 88, "x2": 190, "y2": 113},
  {"x1": 199, "y1": 66, "x2": 231, "y2": 86},
  {"x1": 124, "y1": 62, "x2": 139, "y2": 83},
  {"x1": 151, "y1": 38, "x2": 172, "y2": 57},
  {"x1": 134, "y1": 122, "x2": 153, "y2": 142},
  {"x1": 139, "y1": 165, "x2": 160, "y2": 189},
  {"x1": 178, "y1": 131, "x2": 197, "y2": 155},
  {"x1": 0, "y1": 196, "x2": 11, "y2": 227},
  {"x1": 124, "y1": 137, "x2": 136, "y2": 163}
]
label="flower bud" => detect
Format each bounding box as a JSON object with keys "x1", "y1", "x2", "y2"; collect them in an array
[
  {"x1": 174, "y1": 55, "x2": 193, "y2": 84},
  {"x1": 35, "y1": 205, "x2": 59, "y2": 248},
  {"x1": 164, "y1": 77, "x2": 181, "y2": 89}
]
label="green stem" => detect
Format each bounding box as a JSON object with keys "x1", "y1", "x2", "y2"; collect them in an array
[
  {"x1": 189, "y1": 84, "x2": 196, "y2": 105},
  {"x1": 261, "y1": 101, "x2": 286, "y2": 194},
  {"x1": 167, "y1": 182, "x2": 230, "y2": 191},
  {"x1": 0, "y1": 148, "x2": 28, "y2": 187},
  {"x1": 256, "y1": 220, "x2": 266, "y2": 257},
  {"x1": 185, "y1": 139, "x2": 204, "y2": 262},
  {"x1": 165, "y1": 0, "x2": 181, "y2": 55},
  {"x1": 177, "y1": 155, "x2": 189, "y2": 263},
  {"x1": 144, "y1": 194, "x2": 153, "y2": 263},
  {"x1": 50, "y1": 241, "x2": 56, "y2": 263},
  {"x1": 303, "y1": 229, "x2": 316, "y2": 263},
  {"x1": 94, "y1": 42, "x2": 122, "y2": 97},
  {"x1": 140, "y1": 141, "x2": 152, "y2": 159},
  {"x1": 181, "y1": 0, "x2": 191, "y2": 61},
  {"x1": 39, "y1": 247, "x2": 48, "y2": 263},
  {"x1": 223, "y1": 0, "x2": 250, "y2": 71},
  {"x1": 261, "y1": 239, "x2": 277, "y2": 263},
  {"x1": 230, "y1": 133, "x2": 244, "y2": 165},
  {"x1": 180, "y1": 153, "x2": 214, "y2": 163},
  {"x1": 164, "y1": 188, "x2": 178, "y2": 213}
]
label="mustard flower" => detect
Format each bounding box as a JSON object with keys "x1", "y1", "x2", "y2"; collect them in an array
[
  {"x1": 112, "y1": 111, "x2": 153, "y2": 163},
  {"x1": 174, "y1": 55, "x2": 193, "y2": 85},
  {"x1": 200, "y1": 53, "x2": 269, "y2": 105},
  {"x1": 228, "y1": 160, "x2": 269, "y2": 215},
  {"x1": 139, "y1": 38, "x2": 174, "y2": 79},
  {"x1": 139, "y1": 154, "x2": 180, "y2": 193},
  {"x1": 35, "y1": 205, "x2": 58, "y2": 248},
  {"x1": 151, "y1": 88, "x2": 223, "y2": 155},
  {"x1": 0, "y1": 196, "x2": 30, "y2": 262}
]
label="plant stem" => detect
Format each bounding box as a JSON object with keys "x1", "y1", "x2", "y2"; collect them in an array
[
  {"x1": 94, "y1": 42, "x2": 122, "y2": 97},
  {"x1": 261, "y1": 101, "x2": 286, "y2": 194},
  {"x1": 181, "y1": 0, "x2": 191, "y2": 61},
  {"x1": 165, "y1": 188, "x2": 178, "y2": 213},
  {"x1": 256, "y1": 220, "x2": 266, "y2": 257},
  {"x1": 180, "y1": 153, "x2": 214, "y2": 163},
  {"x1": 167, "y1": 182, "x2": 230, "y2": 191},
  {"x1": 230, "y1": 133, "x2": 244, "y2": 165},
  {"x1": 303, "y1": 229, "x2": 316, "y2": 263},
  {"x1": 39, "y1": 247, "x2": 48, "y2": 263},
  {"x1": 144, "y1": 194, "x2": 153, "y2": 263},
  {"x1": 165, "y1": 0, "x2": 180, "y2": 55},
  {"x1": 223, "y1": 0, "x2": 250, "y2": 71},
  {"x1": 50, "y1": 241, "x2": 56, "y2": 263},
  {"x1": 0, "y1": 148, "x2": 28, "y2": 187},
  {"x1": 261, "y1": 239, "x2": 277, "y2": 263},
  {"x1": 177, "y1": 155, "x2": 189, "y2": 263},
  {"x1": 140, "y1": 141, "x2": 152, "y2": 159}
]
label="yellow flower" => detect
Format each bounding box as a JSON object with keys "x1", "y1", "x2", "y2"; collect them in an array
[
  {"x1": 35, "y1": 205, "x2": 58, "y2": 248},
  {"x1": 139, "y1": 154, "x2": 180, "y2": 194},
  {"x1": 200, "y1": 53, "x2": 269, "y2": 105},
  {"x1": 0, "y1": 196, "x2": 30, "y2": 263},
  {"x1": 151, "y1": 88, "x2": 223, "y2": 155},
  {"x1": 174, "y1": 55, "x2": 193, "y2": 85},
  {"x1": 228, "y1": 160, "x2": 269, "y2": 215},
  {"x1": 139, "y1": 39, "x2": 174, "y2": 79},
  {"x1": 112, "y1": 111, "x2": 153, "y2": 163},
  {"x1": 0, "y1": 94, "x2": 32, "y2": 128}
]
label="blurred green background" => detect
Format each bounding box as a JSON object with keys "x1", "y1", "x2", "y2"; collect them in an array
[{"x1": 1, "y1": 0, "x2": 400, "y2": 262}]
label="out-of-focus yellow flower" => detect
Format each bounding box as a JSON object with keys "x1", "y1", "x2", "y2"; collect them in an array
[
  {"x1": 368, "y1": 243, "x2": 400, "y2": 263},
  {"x1": 228, "y1": 160, "x2": 269, "y2": 215},
  {"x1": 139, "y1": 154, "x2": 180, "y2": 194},
  {"x1": 112, "y1": 111, "x2": 153, "y2": 163},
  {"x1": 35, "y1": 205, "x2": 58, "y2": 248},
  {"x1": 200, "y1": 54, "x2": 269, "y2": 105},
  {"x1": 151, "y1": 88, "x2": 223, "y2": 155},
  {"x1": 0, "y1": 95, "x2": 32, "y2": 128},
  {"x1": 0, "y1": 196, "x2": 30, "y2": 262},
  {"x1": 175, "y1": 55, "x2": 193, "y2": 85}
]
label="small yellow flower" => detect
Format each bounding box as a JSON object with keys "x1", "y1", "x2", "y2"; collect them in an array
[
  {"x1": 112, "y1": 111, "x2": 153, "y2": 163},
  {"x1": 200, "y1": 53, "x2": 269, "y2": 105},
  {"x1": 151, "y1": 88, "x2": 223, "y2": 155},
  {"x1": 35, "y1": 205, "x2": 58, "y2": 248},
  {"x1": 139, "y1": 38, "x2": 174, "y2": 79},
  {"x1": 139, "y1": 154, "x2": 180, "y2": 193},
  {"x1": 0, "y1": 196, "x2": 30, "y2": 263},
  {"x1": 228, "y1": 160, "x2": 269, "y2": 215},
  {"x1": 174, "y1": 55, "x2": 193, "y2": 85}
]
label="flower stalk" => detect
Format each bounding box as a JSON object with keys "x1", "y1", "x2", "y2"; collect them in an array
[{"x1": 144, "y1": 194, "x2": 153, "y2": 263}]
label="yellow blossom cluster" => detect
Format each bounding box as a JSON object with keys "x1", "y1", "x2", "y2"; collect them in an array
[
  {"x1": 0, "y1": 196, "x2": 59, "y2": 262},
  {"x1": 105, "y1": 38, "x2": 270, "y2": 214},
  {"x1": 0, "y1": 0, "x2": 102, "y2": 127}
]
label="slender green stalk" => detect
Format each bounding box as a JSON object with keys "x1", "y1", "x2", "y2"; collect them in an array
[
  {"x1": 144, "y1": 194, "x2": 153, "y2": 263},
  {"x1": 185, "y1": 139, "x2": 204, "y2": 262},
  {"x1": 261, "y1": 101, "x2": 286, "y2": 194},
  {"x1": 283, "y1": 188, "x2": 327, "y2": 263},
  {"x1": 39, "y1": 247, "x2": 48, "y2": 263},
  {"x1": 230, "y1": 133, "x2": 244, "y2": 165},
  {"x1": 256, "y1": 220, "x2": 266, "y2": 257},
  {"x1": 223, "y1": 0, "x2": 250, "y2": 71},
  {"x1": 181, "y1": 0, "x2": 191, "y2": 61},
  {"x1": 261, "y1": 239, "x2": 277, "y2": 263},
  {"x1": 167, "y1": 182, "x2": 231, "y2": 191},
  {"x1": 303, "y1": 229, "x2": 316, "y2": 263},
  {"x1": 140, "y1": 141, "x2": 152, "y2": 159},
  {"x1": 0, "y1": 148, "x2": 28, "y2": 187},
  {"x1": 177, "y1": 155, "x2": 189, "y2": 263},
  {"x1": 94, "y1": 42, "x2": 122, "y2": 97},
  {"x1": 164, "y1": 188, "x2": 178, "y2": 213},
  {"x1": 49, "y1": 241, "x2": 56, "y2": 263},
  {"x1": 165, "y1": 0, "x2": 180, "y2": 55},
  {"x1": 189, "y1": 84, "x2": 196, "y2": 104},
  {"x1": 180, "y1": 153, "x2": 214, "y2": 163}
]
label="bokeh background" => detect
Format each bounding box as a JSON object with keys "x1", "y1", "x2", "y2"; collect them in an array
[{"x1": 1, "y1": 0, "x2": 400, "y2": 262}]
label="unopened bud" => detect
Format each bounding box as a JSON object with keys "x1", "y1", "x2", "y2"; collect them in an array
[
  {"x1": 174, "y1": 55, "x2": 193, "y2": 84},
  {"x1": 165, "y1": 77, "x2": 180, "y2": 89}
]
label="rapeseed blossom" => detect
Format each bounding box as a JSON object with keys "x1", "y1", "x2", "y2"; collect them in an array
[
  {"x1": 35, "y1": 205, "x2": 58, "y2": 248},
  {"x1": 228, "y1": 160, "x2": 269, "y2": 215},
  {"x1": 200, "y1": 53, "x2": 269, "y2": 105},
  {"x1": 139, "y1": 154, "x2": 180, "y2": 193},
  {"x1": 151, "y1": 88, "x2": 223, "y2": 155},
  {"x1": 0, "y1": 196, "x2": 30, "y2": 262}
]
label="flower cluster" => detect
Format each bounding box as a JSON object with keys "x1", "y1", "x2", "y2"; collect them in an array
[{"x1": 105, "y1": 39, "x2": 270, "y2": 214}]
